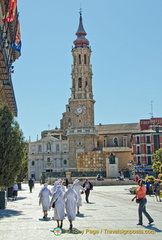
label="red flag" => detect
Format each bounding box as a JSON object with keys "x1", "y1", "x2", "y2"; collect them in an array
[{"x1": 2, "y1": 0, "x2": 17, "y2": 23}]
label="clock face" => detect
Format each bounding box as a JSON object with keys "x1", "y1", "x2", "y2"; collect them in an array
[{"x1": 75, "y1": 106, "x2": 83, "y2": 115}]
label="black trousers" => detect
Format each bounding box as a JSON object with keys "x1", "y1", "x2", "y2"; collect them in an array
[
  {"x1": 29, "y1": 186, "x2": 33, "y2": 193},
  {"x1": 85, "y1": 189, "x2": 90, "y2": 202}
]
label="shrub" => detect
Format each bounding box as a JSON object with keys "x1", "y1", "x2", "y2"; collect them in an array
[
  {"x1": 145, "y1": 176, "x2": 155, "y2": 183},
  {"x1": 158, "y1": 173, "x2": 162, "y2": 180}
]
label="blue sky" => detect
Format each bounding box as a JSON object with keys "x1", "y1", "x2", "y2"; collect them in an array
[{"x1": 13, "y1": 0, "x2": 162, "y2": 141}]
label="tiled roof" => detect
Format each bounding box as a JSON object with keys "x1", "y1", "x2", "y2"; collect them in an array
[{"x1": 95, "y1": 123, "x2": 140, "y2": 134}]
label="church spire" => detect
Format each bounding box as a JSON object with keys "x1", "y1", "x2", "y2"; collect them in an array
[{"x1": 73, "y1": 11, "x2": 89, "y2": 48}]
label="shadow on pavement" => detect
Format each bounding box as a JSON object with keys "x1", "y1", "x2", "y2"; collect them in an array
[
  {"x1": 39, "y1": 217, "x2": 52, "y2": 221},
  {"x1": 0, "y1": 209, "x2": 23, "y2": 219},
  {"x1": 50, "y1": 228, "x2": 84, "y2": 235},
  {"x1": 7, "y1": 197, "x2": 27, "y2": 202},
  {"x1": 85, "y1": 202, "x2": 96, "y2": 204},
  {"x1": 62, "y1": 228, "x2": 84, "y2": 234},
  {"x1": 143, "y1": 224, "x2": 162, "y2": 233},
  {"x1": 76, "y1": 213, "x2": 84, "y2": 218}
]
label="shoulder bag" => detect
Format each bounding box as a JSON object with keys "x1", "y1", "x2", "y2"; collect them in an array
[{"x1": 52, "y1": 198, "x2": 58, "y2": 208}]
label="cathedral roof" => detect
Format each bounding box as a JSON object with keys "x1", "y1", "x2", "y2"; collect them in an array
[
  {"x1": 73, "y1": 11, "x2": 89, "y2": 48},
  {"x1": 95, "y1": 123, "x2": 140, "y2": 134}
]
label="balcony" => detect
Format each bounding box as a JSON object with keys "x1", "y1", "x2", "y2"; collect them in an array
[{"x1": 0, "y1": 2, "x2": 21, "y2": 116}]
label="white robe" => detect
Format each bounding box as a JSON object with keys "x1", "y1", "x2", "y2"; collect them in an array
[
  {"x1": 64, "y1": 188, "x2": 78, "y2": 220},
  {"x1": 72, "y1": 183, "x2": 85, "y2": 207},
  {"x1": 51, "y1": 182, "x2": 65, "y2": 195},
  {"x1": 38, "y1": 187, "x2": 52, "y2": 211},
  {"x1": 50, "y1": 187, "x2": 65, "y2": 220}
]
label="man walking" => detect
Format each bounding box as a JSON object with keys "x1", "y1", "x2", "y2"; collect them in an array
[
  {"x1": 83, "y1": 178, "x2": 93, "y2": 203},
  {"x1": 28, "y1": 178, "x2": 34, "y2": 193}
]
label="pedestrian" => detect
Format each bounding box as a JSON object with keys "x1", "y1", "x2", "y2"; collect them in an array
[
  {"x1": 50, "y1": 185, "x2": 65, "y2": 229},
  {"x1": 28, "y1": 178, "x2": 34, "y2": 193},
  {"x1": 83, "y1": 178, "x2": 93, "y2": 203},
  {"x1": 72, "y1": 179, "x2": 85, "y2": 214},
  {"x1": 12, "y1": 183, "x2": 18, "y2": 200},
  {"x1": 152, "y1": 179, "x2": 161, "y2": 201},
  {"x1": 63, "y1": 178, "x2": 69, "y2": 188},
  {"x1": 51, "y1": 179, "x2": 65, "y2": 195},
  {"x1": 96, "y1": 174, "x2": 101, "y2": 181},
  {"x1": 132, "y1": 179, "x2": 154, "y2": 225},
  {"x1": 38, "y1": 183, "x2": 52, "y2": 219},
  {"x1": 64, "y1": 184, "x2": 78, "y2": 230},
  {"x1": 32, "y1": 177, "x2": 35, "y2": 188},
  {"x1": 135, "y1": 174, "x2": 139, "y2": 184},
  {"x1": 145, "y1": 179, "x2": 151, "y2": 195},
  {"x1": 117, "y1": 171, "x2": 124, "y2": 180}
]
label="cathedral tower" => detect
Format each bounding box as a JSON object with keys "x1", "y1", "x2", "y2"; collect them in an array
[{"x1": 60, "y1": 12, "x2": 97, "y2": 168}]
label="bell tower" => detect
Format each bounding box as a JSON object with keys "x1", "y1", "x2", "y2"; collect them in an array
[{"x1": 60, "y1": 11, "x2": 97, "y2": 168}]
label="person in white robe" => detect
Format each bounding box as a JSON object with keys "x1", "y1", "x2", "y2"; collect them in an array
[
  {"x1": 64, "y1": 184, "x2": 78, "y2": 230},
  {"x1": 50, "y1": 185, "x2": 65, "y2": 228},
  {"x1": 51, "y1": 179, "x2": 65, "y2": 195},
  {"x1": 72, "y1": 179, "x2": 85, "y2": 214},
  {"x1": 38, "y1": 183, "x2": 52, "y2": 218}
]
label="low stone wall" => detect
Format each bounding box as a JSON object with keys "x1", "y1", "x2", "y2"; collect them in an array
[
  {"x1": 90, "y1": 179, "x2": 136, "y2": 186},
  {"x1": 47, "y1": 177, "x2": 135, "y2": 186}
]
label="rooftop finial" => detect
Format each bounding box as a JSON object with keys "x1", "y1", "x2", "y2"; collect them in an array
[
  {"x1": 79, "y1": 3, "x2": 82, "y2": 16},
  {"x1": 73, "y1": 9, "x2": 89, "y2": 48}
]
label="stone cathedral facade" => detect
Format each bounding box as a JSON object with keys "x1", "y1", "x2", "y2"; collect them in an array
[{"x1": 28, "y1": 13, "x2": 152, "y2": 181}]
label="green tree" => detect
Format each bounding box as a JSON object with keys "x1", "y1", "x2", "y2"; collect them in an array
[
  {"x1": 0, "y1": 105, "x2": 27, "y2": 189},
  {"x1": 152, "y1": 148, "x2": 162, "y2": 175},
  {"x1": 16, "y1": 142, "x2": 28, "y2": 182}
]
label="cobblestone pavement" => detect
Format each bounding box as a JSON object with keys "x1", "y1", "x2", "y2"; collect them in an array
[{"x1": 0, "y1": 183, "x2": 161, "y2": 240}]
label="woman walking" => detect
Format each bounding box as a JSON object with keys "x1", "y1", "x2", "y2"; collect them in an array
[
  {"x1": 50, "y1": 185, "x2": 65, "y2": 229},
  {"x1": 72, "y1": 179, "x2": 85, "y2": 214},
  {"x1": 132, "y1": 180, "x2": 154, "y2": 225},
  {"x1": 51, "y1": 179, "x2": 65, "y2": 195},
  {"x1": 64, "y1": 184, "x2": 78, "y2": 230},
  {"x1": 38, "y1": 183, "x2": 52, "y2": 219},
  {"x1": 12, "y1": 183, "x2": 18, "y2": 200}
]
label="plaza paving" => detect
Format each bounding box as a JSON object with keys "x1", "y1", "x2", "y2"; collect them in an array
[{"x1": 0, "y1": 183, "x2": 161, "y2": 240}]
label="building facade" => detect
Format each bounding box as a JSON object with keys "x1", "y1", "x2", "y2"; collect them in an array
[
  {"x1": 28, "y1": 133, "x2": 69, "y2": 180},
  {"x1": 0, "y1": 0, "x2": 21, "y2": 116},
  {"x1": 132, "y1": 118, "x2": 162, "y2": 176}
]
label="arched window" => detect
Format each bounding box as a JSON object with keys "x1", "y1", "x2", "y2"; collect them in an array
[
  {"x1": 68, "y1": 118, "x2": 71, "y2": 126},
  {"x1": 31, "y1": 161, "x2": 35, "y2": 166},
  {"x1": 78, "y1": 54, "x2": 81, "y2": 64},
  {"x1": 84, "y1": 54, "x2": 86, "y2": 64},
  {"x1": 47, "y1": 142, "x2": 51, "y2": 151},
  {"x1": 64, "y1": 159, "x2": 67, "y2": 165},
  {"x1": 56, "y1": 144, "x2": 60, "y2": 152},
  {"x1": 113, "y1": 137, "x2": 118, "y2": 146},
  {"x1": 38, "y1": 145, "x2": 42, "y2": 152},
  {"x1": 78, "y1": 78, "x2": 82, "y2": 88}
]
